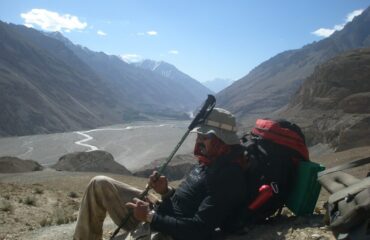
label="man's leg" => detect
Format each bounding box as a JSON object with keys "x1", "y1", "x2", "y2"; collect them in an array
[{"x1": 73, "y1": 175, "x2": 142, "y2": 240}]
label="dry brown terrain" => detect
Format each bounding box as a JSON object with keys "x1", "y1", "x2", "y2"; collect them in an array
[
  {"x1": 1, "y1": 146, "x2": 370, "y2": 240},
  {"x1": 0, "y1": 170, "x2": 150, "y2": 240}
]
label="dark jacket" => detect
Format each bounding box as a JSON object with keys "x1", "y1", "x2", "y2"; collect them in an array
[{"x1": 150, "y1": 149, "x2": 247, "y2": 240}]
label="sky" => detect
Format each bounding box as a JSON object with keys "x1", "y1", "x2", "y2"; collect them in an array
[{"x1": 1, "y1": 1, "x2": 369, "y2": 83}]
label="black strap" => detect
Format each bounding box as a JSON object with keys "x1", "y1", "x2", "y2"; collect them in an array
[{"x1": 318, "y1": 156, "x2": 370, "y2": 177}]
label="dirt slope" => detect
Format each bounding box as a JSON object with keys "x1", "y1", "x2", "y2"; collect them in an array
[{"x1": 0, "y1": 157, "x2": 43, "y2": 173}]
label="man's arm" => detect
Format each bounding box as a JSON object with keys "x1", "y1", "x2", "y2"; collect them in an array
[
  {"x1": 127, "y1": 166, "x2": 246, "y2": 239},
  {"x1": 126, "y1": 171, "x2": 173, "y2": 222},
  {"x1": 150, "y1": 166, "x2": 246, "y2": 239}
]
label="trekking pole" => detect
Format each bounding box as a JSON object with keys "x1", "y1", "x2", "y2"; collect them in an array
[{"x1": 110, "y1": 95, "x2": 216, "y2": 239}]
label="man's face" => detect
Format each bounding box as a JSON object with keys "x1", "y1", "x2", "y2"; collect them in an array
[{"x1": 195, "y1": 133, "x2": 215, "y2": 156}]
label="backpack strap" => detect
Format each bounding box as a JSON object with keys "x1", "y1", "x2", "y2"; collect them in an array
[{"x1": 318, "y1": 156, "x2": 370, "y2": 177}]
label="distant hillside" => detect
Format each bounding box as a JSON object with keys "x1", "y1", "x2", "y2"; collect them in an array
[
  {"x1": 217, "y1": 7, "x2": 370, "y2": 122},
  {"x1": 47, "y1": 34, "x2": 210, "y2": 113},
  {"x1": 203, "y1": 78, "x2": 234, "y2": 93},
  {"x1": 0, "y1": 21, "x2": 206, "y2": 136},
  {"x1": 133, "y1": 59, "x2": 213, "y2": 100},
  {"x1": 281, "y1": 47, "x2": 370, "y2": 151},
  {"x1": 0, "y1": 21, "x2": 126, "y2": 136}
]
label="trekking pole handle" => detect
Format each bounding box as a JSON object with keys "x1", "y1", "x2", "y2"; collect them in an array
[{"x1": 188, "y1": 94, "x2": 216, "y2": 130}]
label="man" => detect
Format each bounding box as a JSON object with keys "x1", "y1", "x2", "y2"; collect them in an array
[{"x1": 73, "y1": 108, "x2": 247, "y2": 240}]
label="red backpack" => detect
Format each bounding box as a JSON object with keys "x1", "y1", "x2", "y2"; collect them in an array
[{"x1": 240, "y1": 118, "x2": 309, "y2": 224}]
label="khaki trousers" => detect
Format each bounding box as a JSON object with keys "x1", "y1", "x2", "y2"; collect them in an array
[{"x1": 73, "y1": 176, "x2": 172, "y2": 240}]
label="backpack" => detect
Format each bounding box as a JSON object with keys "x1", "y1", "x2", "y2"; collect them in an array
[
  {"x1": 318, "y1": 157, "x2": 370, "y2": 239},
  {"x1": 240, "y1": 118, "x2": 310, "y2": 224}
]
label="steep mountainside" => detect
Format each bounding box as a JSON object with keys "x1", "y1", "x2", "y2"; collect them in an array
[
  {"x1": 0, "y1": 22, "x2": 126, "y2": 136},
  {"x1": 281, "y1": 48, "x2": 370, "y2": 151},
  {"x1": 217, "y1": 7, "x2": 370, "y2": 122},
  {"x1": 0, "y1": 21, "x2": 205, "y2": 136},
  {"x1": 48, "y1": 33, "x2": 210, "y2": 112}
]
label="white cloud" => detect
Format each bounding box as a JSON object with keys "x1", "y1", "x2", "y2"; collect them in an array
[
  {"x1": 168, "y1": 50, "x2": 179, "y2": 55},
  {"x1": 311, "y1": 28, "x2": 336, "y2": 38},
  {"x1": 20, "y1": 9, "x2": 87, "y2": 32},
  {"x1": 97, "y1": 30, "x2": 107, "y2": 36},
  {"x1": 120, "y1": 54, "x2": 142, "y2": 63},
  {"x1": 147, "y1": 31, "x2": 158, "y2": 36},
  {"x1": 137, "y1": 31, "x2": 158, "y2": 36},
  {"x1": 346, "y1": 9, "x2": 364, "y2": 22},
  {"x1": 312, "y1": 9, "x2": 364, "y2": 38}
]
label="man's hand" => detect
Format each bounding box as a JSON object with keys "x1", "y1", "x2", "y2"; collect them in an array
[
  {"x1": 149, "y1": 171, "x2": 169, "y2": 195},
  {"x1": 125, "y1": 198, "x2": 151, "y2": 222}
]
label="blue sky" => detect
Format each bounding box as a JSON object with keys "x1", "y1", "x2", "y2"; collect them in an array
[{"x1": 1, "y1": 1, "x2": 369, "y2": 82}]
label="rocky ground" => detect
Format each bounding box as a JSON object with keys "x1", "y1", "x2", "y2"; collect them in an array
[
  {"x1": 0, "y1": 170, "x2": 150, "y2": 240},
  {"x1": 1, "y1": 146, "x2": 370, "y2": 240}
]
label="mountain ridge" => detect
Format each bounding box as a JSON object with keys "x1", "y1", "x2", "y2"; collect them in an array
[
  {"x1": 217, "y1": 7, "x2": 370, "y2": 122},
  {"x1": 0, "y1": 22, "x2": 125, "y2": 136},
  {"x1": 0, "y1": 21, "x2": 210, "y2": 136},
  {"x1": 133, "y1": 59, "x2": 213, "y2": 100},
  {"x1": 47, "y1": 32, "x2": 212, "y2": 111}
]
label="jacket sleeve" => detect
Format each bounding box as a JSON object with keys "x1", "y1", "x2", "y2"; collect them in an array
[{"x1": 150, "y1": 166, "x2": 246, "y2": 239}]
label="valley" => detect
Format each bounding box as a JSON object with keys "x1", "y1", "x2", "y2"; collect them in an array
[{"x1": 0, "y1": 120, "x2": 195, "y2": 171}]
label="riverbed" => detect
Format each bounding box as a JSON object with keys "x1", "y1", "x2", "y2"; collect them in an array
[{"x1": 0, "y1": 120, "x2": 196, "y2": 171}]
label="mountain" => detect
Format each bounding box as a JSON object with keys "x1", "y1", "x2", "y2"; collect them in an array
[
  {"x1": 202, "y1": 78, "x2": 234, "y2": 93},
  {"x1": 0, "y1": 21, "x2": 208, "y2": 136},
  {"x1": 217, "y1": 7, "x2": 370, "y2": 122},
  {"x1": 281, "y1": 47, "x2": 370, "y2": 151},
  {"x1": 47, "y1": 33, "x2": 211, "y2": 113},
  {"x1": 133, "y1": 59, "x2": 213, "y2": 99},
  {"x1": 0, "y1": 21, "x2": 126, "y2": 136}
]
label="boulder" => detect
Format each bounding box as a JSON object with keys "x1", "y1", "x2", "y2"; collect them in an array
[
  {"x1": 52, "y1": 150, "x2": 131, "y2": 175},
  {"x1": 0, "y1": 156, "x2": 43, "y2": 173}
]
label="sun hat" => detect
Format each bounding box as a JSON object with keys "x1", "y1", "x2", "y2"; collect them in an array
[{"x1": 191, "y1": 108, "x2": 239, "y2": 145}]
